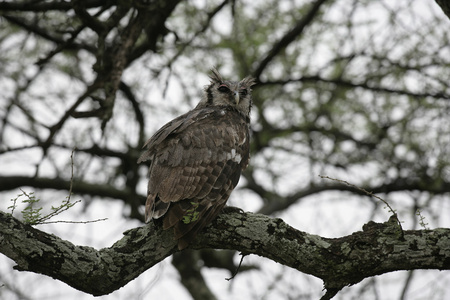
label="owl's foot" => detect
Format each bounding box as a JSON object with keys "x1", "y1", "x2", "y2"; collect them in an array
[{"x1": 222, "y1": 205, "x2": 244, "y2": 214}]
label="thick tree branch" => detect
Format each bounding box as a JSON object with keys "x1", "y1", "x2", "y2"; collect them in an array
[
  {"x1": 1, "y1": 210, "x2": 449, "y2": 298},
  {"x1": 0, "y1": 210, "x2": 175, "y2": 296}
]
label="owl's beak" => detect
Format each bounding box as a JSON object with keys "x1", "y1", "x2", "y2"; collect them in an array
[{"x1": 234, "y1": 91, "x2": 240, "y2": 104}]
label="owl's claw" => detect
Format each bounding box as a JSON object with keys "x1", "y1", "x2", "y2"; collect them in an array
[{"x1": 222, "y1": 206, "x2": 244, "y2": 214}]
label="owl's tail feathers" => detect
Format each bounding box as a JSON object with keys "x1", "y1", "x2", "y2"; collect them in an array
[
  {"x1": 163, "y1": 199, "x2": 225, "y2": 250},
  {"x1": 145, "y1": 194, "x2": 170, "y2": 223}
]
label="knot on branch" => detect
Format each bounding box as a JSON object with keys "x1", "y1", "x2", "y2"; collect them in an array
[{"x1": 362, "y1": 214, "x2": 404, "y2": 240}]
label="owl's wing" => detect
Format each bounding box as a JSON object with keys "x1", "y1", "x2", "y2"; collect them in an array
[{"x1": 137, "y1": 110, "x2": 199, "y2": 163}]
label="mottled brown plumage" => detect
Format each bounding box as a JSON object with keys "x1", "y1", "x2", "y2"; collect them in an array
[{"x1": 138, "y1": 69, "x2": 255, "y2": 249}]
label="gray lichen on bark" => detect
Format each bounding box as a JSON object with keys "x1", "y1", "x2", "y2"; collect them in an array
[{"x1": 1, "y1": 210, "x2": 450, "y2": 298}]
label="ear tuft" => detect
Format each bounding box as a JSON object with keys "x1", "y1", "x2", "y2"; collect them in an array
[
  {"x1": 209, "y1": 67, "x2": 223, "y2": 83},
  {"x1": 240, "y1": 76, "x2": 256, "y2": 88}
]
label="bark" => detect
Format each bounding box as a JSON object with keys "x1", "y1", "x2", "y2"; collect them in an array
[{"x1": 1, "y1": 210, "x2": 449, "y2": 298}]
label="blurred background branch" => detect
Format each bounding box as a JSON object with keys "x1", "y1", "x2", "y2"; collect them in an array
[{"x1": 1, "y1": 0, "x2": 449, "y2": 299}]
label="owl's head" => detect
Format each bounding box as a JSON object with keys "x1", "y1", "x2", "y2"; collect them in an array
[{"x1": 197, "y1": 68, "x2": 256, "y2": 117}]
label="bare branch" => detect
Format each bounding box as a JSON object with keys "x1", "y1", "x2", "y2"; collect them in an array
[
  {"x1": 435, "y1": 0, "x2": 450, "y2": 20},
  {"x1": 253, "y1": 0, "x2": 329, "y2": 79},
  {"x1": 261, "y1": 75, "x2": 450, "y2": 100},
  {"x1": 318, "y1": 175, "x2": 401, "y2": 228},
  {"x1": 256, "y1": 177, "x2": 450, "y2": 215},
  {"x1": 0, "y1": 176, "x2": 146, "y2": 206},
  {"x1": 0, "y1": 0, "x2": 105, "y2": 12}
]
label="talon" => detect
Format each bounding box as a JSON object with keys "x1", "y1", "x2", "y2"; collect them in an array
[{"x1": 222, "y1": 206, "x2": 244, "y2": 214}]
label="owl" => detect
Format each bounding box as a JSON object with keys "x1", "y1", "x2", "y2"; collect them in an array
[{"x1": 138, "y1": 69, "x2": 256, "y2": 250}]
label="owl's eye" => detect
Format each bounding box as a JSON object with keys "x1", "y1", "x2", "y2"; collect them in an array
[
  {"x1": 218, "y1": 85, "x2": 229, "y2": 93},
  {"x1": 239, "y1": 89, "x2": 248, "y2": 96}
]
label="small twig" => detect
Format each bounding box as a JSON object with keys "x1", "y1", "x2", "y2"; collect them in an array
[
  {"x1": 32, "y1": 148, "x2": 79, "y2": 224},
  {"x1": 68, "y1": 147, "x2": 76, "y2": 201},
  {"x1": 37, "y1": 148, "x2": 108, "y2": 225},
  {"x1": 416, "y1": 209, "x2": 429, "y2": 230},
  {"x1": 8, "y1": 193, "x2": 18, "y2": 215},
  {"x1": 226, "y1": 252, "x2": 248, "y2": 281},
  {"x1": 39, "y1": 218, "x2": 108, "y2": 224},
  {"x1": 318, "y1": 175, "x2": 402, "y2": 230}
]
